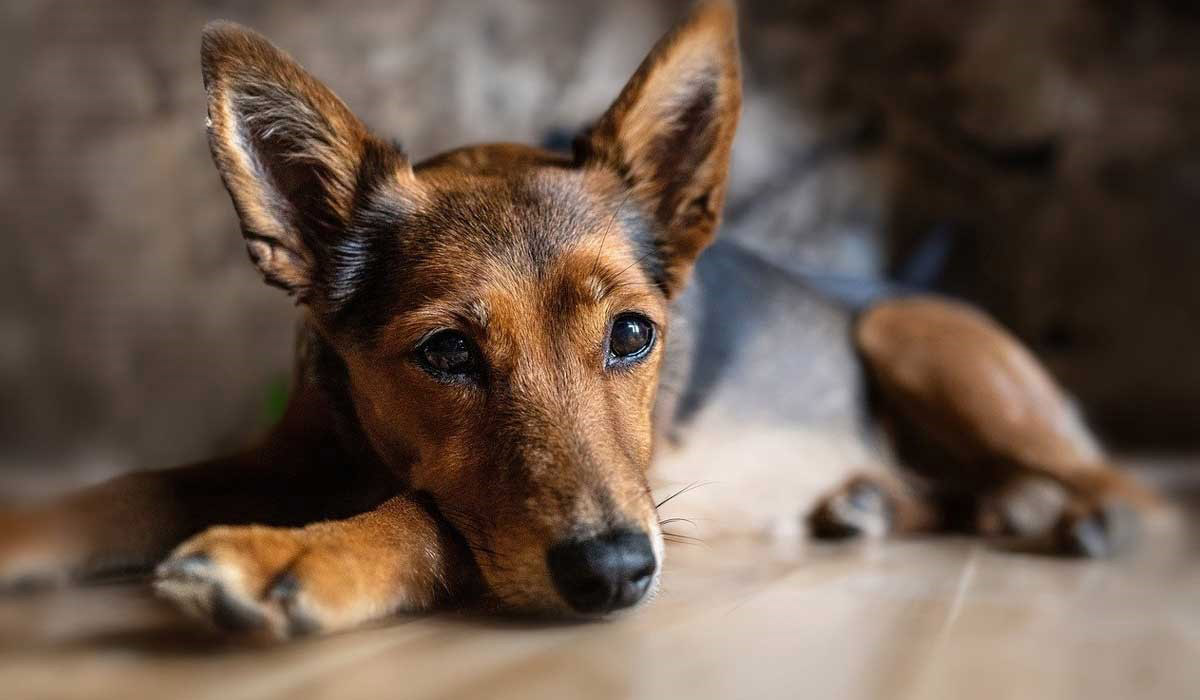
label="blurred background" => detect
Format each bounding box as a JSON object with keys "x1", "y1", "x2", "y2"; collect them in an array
[{"x1": 1, "y1": 0, "x2": 1198, "y2": 500}]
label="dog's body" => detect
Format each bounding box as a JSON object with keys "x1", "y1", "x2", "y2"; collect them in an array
[{"x1": 0, "y1": 3, "x2": 1153, "y2": 639}]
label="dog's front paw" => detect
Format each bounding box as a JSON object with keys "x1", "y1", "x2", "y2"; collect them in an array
[
  {"x1": 155, "y1": 522, "x2": 424, "y2": 639},
  {"x1": 155, "y1": 525, "x2": 304, "y2": 638}
]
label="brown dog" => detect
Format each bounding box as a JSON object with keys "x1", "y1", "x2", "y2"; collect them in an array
[{"x1": 0, "y1": 2, "x2": 1153, "y2": 639}]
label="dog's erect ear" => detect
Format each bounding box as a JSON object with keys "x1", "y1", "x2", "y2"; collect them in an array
[
  {"x1": 201, "y1": 21, "x2": 411, "y2": 302},
  {"x1": 578, "y1": 2, "x2": 741, "y2": 297}
]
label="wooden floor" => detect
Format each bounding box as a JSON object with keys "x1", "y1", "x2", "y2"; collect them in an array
[{"x1": 1, "y1": 462, "x2": 1198, "y2": 700}]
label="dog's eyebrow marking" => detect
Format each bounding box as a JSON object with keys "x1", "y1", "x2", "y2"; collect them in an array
[
  {"x1": 548, "y1": 269, "x2": 613, "y2": 317},
  {"x1": 585, "y1": 275, "x2": 608, "y2": 305},
  {"x1": 465, "y1": 298, "x2": 489, "y2": 330},
  {"x1": 591, "y1": 254, "x2": 658, "y2": 301},
  {"x1": 394, "y1": 296, "x2": 489, "y2": 340}
]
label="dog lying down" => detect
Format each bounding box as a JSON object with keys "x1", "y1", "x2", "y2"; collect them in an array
[{"x1": 0, "y1": 2, "x2": 1159, "y2": 639}]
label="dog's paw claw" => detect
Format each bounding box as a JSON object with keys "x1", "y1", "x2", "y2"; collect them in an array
[
  {"x1": 808, "y1": 478, "x2": 894, "y2": 540},
  {"x1": 266, "y1": 570, "x2": 301, "y2": 601},
  {"x1": 264, "y1": 571, "x2": 322, "y2": 638},
  {"x1": 156, "y1": 551, "x2": 211, "y2": 580},
  {"x1": 1053, "y1": 502, "x2": 1139, "y2": 558},
  {"x1": 211, "y1": 584, "x2": 271, "y2": 634}
]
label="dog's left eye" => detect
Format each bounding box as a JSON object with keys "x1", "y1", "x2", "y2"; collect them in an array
[
  {"x1": 417, "y1": 330, "x2": 478, "y2": 379},
  {"x1": 608, "y1": 314, "x2": 655, "y2": 366}
]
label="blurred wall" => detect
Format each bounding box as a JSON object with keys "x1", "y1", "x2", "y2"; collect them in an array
[
  {"x1": 735, "y1": 0, "x2": 1200, "y2": 444},
  {"x1": 1, "y1": 0, "x2": 1198, "y2": 494}
]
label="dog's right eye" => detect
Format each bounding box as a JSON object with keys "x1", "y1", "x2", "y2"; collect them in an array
[{"x1": 417, "y1": 330, "x2": 478, "y2": 380}]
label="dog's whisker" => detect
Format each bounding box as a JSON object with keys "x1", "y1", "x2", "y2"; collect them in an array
[
  {"x1": 469, "y1": 546, "x2": 512, "y2": 571},
  {"x1": 611, "y1": 249, "x2": 658, "y2": 283},
  {"x1": 603, "y1": 276, "x2": 659, "y2": 292},
  {"x1": 658, "y1": 517, "x2": 697, "y2": 528},
  {"x1": 436, "y1": 508, "x2": 513, "y2": 570},
  {"x1": 435, "y1": 505, "x2": 519, "y2": 575},
  {"x1": 438, "y1": 504, "x2": 491, "y2": 527},
  {"x1": 591, "y1": 190, "x2": 636, "y2": 278},
  {"x1": 655, "y1": 480, "x2": 715, "y2": 509},
  {"x1": 456, "y1": 534, "x2": 514, "y2": 574},
  {"x1": 661, "y1": 531, "x2": 706, "y2": 547}
]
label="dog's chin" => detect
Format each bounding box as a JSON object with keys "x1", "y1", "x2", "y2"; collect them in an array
[
  {"x1": 483, "y1": 589, "x2": 661, "y2": 621},
  {"x1": 478, "y1": 586, "x2": 582, "y2": 620}
]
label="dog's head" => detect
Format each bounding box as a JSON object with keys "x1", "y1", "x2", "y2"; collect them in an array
[{"x1": 200, "y1": 3, "x2": 740, "y2": 614}]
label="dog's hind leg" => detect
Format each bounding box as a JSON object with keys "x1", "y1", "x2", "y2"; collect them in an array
[{"x1": 853, "y1": 296, "x2": 1157, "y2": 557}]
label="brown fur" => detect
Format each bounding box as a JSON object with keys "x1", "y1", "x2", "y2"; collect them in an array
[
  {"x1": 809, "y1": 298, "x2": 1158, "y2": 554},
  {"x1": 0, "y1": 2, "x2": 1155, "y2": 638}
]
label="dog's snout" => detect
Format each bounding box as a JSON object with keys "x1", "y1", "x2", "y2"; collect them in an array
[{"x1": 547, "y1": 529, "x2": 656, "y2": 614}]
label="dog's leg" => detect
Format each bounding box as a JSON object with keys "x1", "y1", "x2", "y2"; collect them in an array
[
  {"x1": 854, "y1": 296, "x2": 1157, "y2": 557},
  {"x1": 0, "y1": 447, "x2": 372, "y2": 590},
  {"x1": 0, "y1": 396, "x2": 395, "y2": 589},
  {"x1": 154, "y1": 495, "x2": 473, "y2": 639},
  {"x1": 808, "y1": 471, "x2": 942, "y2": 539}
]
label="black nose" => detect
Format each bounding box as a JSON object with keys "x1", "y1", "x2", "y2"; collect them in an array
[{"x1": 547, "y1": 529, "x2": 656, "y2": 614}]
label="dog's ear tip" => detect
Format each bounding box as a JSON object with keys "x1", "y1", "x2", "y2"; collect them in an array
[
  {"x1": 201, "y1": 18, "x2": 240, "y2": 35},
  {"x1": 201, "y1": 20, "x2": 246, "y2": 51},
  {"x1": 200, "y1": 20, "x2": 279, "y2": 72},
  {"x1": 643, "y1": 3, "x2": 740, "y2": 87},
  {"x1": 201, "y1": 19, "x2": 264, "y2": 43},
  {"x1": 683, "y1": 1, "x2": 739, "y2": 36},
  {"x1": 200, "y1": 21, "x2": 241, "y2": 74},
  {"x1": 692, "y1": 1, "x2": 738, "y2": 22}
]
